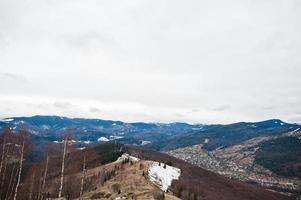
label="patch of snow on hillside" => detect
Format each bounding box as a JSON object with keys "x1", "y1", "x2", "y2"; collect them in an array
[
  {"x1": 83, "y1": 141, "x2": 91, "y2": 144},
  {"x1": 14, "y1": 120, "x2": 25, "y2": 125},
  {"x1": 117, "y1": 153, "x2": 140, "y2": 162},
  {"x1": 97, "y1": 137, "x2": 109, "y2": 142},
  {"x1": 110, "y1": 136, "x2": 124, "y2": 140},
  {"x1": 1, "y1": 118, "x2": 14, "y2": 122},
  {"x1": 141, "y1": 140, "x2": 151, "y2": 145},
  {"x1": 41, "y1": 125, "x2": 50, "y2": 130},
  {"x1": 148, "y1": 162, "x2": 181, "y2": 192}
]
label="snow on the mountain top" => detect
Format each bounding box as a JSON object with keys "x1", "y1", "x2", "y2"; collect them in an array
[
  {"x1": 148, "y1": 162, "x2": 181, "y2": 192},
  {"x1": 97, "y1": 137, "x2": 109, "y2": 142}
]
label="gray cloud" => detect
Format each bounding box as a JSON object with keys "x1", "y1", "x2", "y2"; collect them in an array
[
  {"x1": 89, "y1": 107, "x2": 102, "y2": 113},
  {"x1": 58, "y1": 30, "x2": 118, "y2": 52},
  {"x1": 211, "y1": 105, "x2": 231, "y2": 112},
  {"x1": 0, "y1": 0, "x2": 300, "y2": 123},
  {"x1": 53, "y1": 101, "x2": 73, "y2": 109},
  {"x1": 0, "y1": 72, "x2": 28, "y2": 82}
]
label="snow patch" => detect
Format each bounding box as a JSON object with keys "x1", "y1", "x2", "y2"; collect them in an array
[
  {"x1": 115, "y1": 197, "x2": 126, "y2": 200},
  {"x1": 1, "y1": 118, "x2": 14, "y2": 122},
  {"x1": 83, "y1": 141, "x2": 91, "y2": 144},
  {"x1": 110, "y1": 135, "x2": 124, "y2": 140},
  {"x1": 117, "y1": 153, "x2": 140, "y2": 162},
  {"x1": 141, "y1": 140, "x2": 151, "y2": 145},
  {"x1": 41, "y1": 125, "x2": 50, "y2": 130},
  {"x1": 148, "y1": 162, "x2": 181, "y2": 192},
  {"x1": 97, "y1": 137, "x2": 109, "y2": 142}
]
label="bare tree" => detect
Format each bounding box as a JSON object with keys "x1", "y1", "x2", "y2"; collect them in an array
[
  {"x1": 0, "y1": 144, "x2": 10, "y2": 196},
  {"x1": 28, "y1": 167, "x2": 36, "y2": 200},
  {"x1": 14, "y1": 135, "x2": 25, "y2": 200},
  {"x1": 8, "y1": 167, "x2": 19, "y2": 200},
  {"x1": 0, "y1": 129, "x2": 12, "y2": 179},
  {"x1": 5, "y1": 163, "x2": 17, "y2": 200},
  {"x1": 80, "y1": 150, "x2": 87, "y2": 198},
  {"x1": 39, "y1": 154, "x2": 49, "y2": 200},
  {"x1": 58, "y1": 137, "x2": 67, "y2": 198},
  {"x1": 0, "y1": 133, "x2": 6, "y2": 176}
]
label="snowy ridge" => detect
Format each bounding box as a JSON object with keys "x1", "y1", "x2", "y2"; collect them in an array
[{"x1": 148, "y1": 162, "x2": 181, "y2": 192}]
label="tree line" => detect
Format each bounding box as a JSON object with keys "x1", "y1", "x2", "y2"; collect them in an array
[{"x1": 0, "y1": 127, "x2": 119, "y2": 200}]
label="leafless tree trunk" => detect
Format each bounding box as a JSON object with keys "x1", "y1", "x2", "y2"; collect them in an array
[
  {"x1": 28, "y1": 169, "x2": 35, "y2": 200},
  {"x1": 1, "y1": 146, "x2": 10, "y2": 189},
  {"x1": 39, "y1": 154, "x2": 49, "y2": 200},
  {"x1": 0, "y1": 136, "x2": 6, "y2": 176},
  {"x1": 0, "y1": 146, "x2": 8, "y2": 199},
  {"x1": 8, "y1": 167, "x2": 19, "y2": 200},
  {"x1": 37, "y1": 174, "x2": 42, "y2": 200},
  {"x1": 58, "y1": 139, "x2": 67, "y2": 198},
  {"x1": 5, "y1": 163, "x2": 16, "y2": 200},
  {"x1": 79, "y1": 151, "x2": 86, "y2": 198},
  {"x1": 13, "y1": 140, "x2": 25, "y2": 200}
]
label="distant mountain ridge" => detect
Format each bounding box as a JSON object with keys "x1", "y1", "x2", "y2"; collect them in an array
[
  {"x1": 0, "y1": 116, "x2": 298, "y2": 148},
  {"x1": 0, "y1": 115, "x2": 204, "y2": 148},
  {"x1": 1, "y1": 115, "x2": 300, "y2": 155}
]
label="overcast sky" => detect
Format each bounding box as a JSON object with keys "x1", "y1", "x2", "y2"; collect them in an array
[{"x1": 0, "y1": 0, "x2": 301, "y2": 124}]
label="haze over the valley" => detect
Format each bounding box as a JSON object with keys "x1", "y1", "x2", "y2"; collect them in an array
[{"x1": 0, "y1": 0, "x2": 301, "y2": 123}]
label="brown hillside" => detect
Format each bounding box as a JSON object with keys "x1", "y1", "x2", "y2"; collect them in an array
[{"x1": 127, "y1": 146, "x2": 293, "y2": 200}]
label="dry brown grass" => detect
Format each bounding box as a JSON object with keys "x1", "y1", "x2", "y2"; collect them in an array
[{"x1": 77, "y1": 159, "x2": 180, "y2": 200}]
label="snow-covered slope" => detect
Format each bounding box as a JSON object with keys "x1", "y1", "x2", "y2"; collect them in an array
[{"x1": 148, "y1": 162, "x2": 181, "y2": 191}]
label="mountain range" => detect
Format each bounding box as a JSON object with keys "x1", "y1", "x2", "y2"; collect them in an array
[{"x1": 1, "y1": 115, "x2": 301, "y2": 199}]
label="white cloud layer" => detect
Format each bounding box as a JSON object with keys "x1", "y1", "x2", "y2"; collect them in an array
[{"x1": 0, "y1": 0, "x2": 301, "y2": 123}]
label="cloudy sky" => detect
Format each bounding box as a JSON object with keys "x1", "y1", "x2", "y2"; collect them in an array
[{"x1": 0, "y1": 0, "x2": 301, "y2": 124}]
